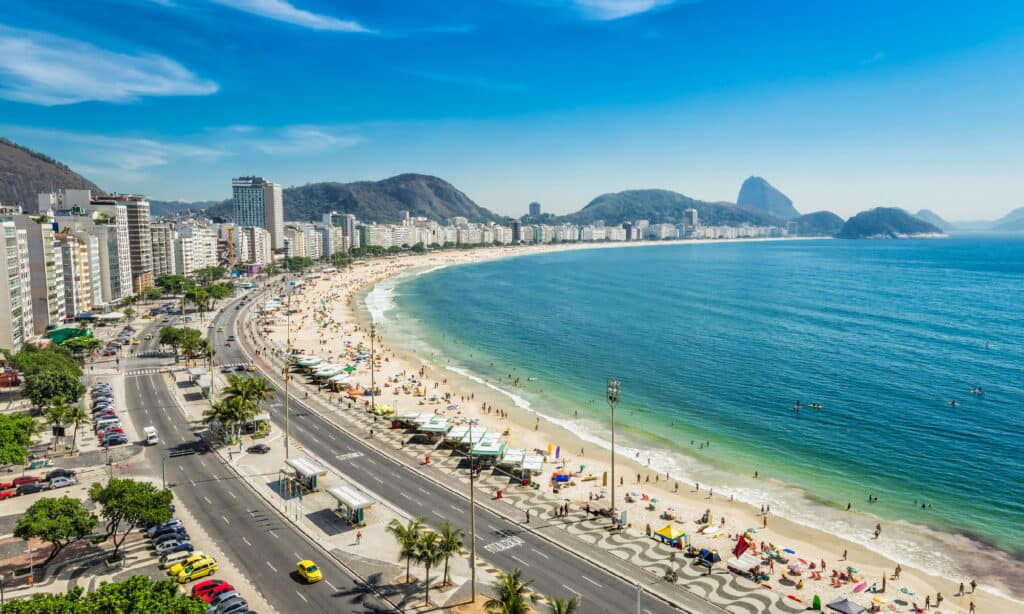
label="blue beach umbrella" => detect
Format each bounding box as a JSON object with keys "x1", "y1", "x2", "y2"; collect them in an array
[{"x1": 783, "y1": 548, "x2": 796, "y2": 554}]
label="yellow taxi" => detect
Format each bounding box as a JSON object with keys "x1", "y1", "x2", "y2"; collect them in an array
[
  {"x1": 177, "y1": 558, "x2": 218, "y2": 583},
  {"x1": 132, "y1": 339, "x2": 141, "y2": 345},
  {"x1": 246, "y1": 364, "x2": 256, "y2": 372},
  {"x1": 217, "y1": 326, "x2": 224, "y2": 332},
  {"x1": 167, "y1": 553, "x2": 208, "y2": 576},
  {"x1": 296, "y1": 559, "x2": 322, "y2": 583}
]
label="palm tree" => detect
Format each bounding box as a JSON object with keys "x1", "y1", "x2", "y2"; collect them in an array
[
  {"x1": 484, "y1": 568, "x2": 535, "y2": 614},
  {"x1": 64, "y1": 404, "x2": 89, "y2": 453},
  {"x1": 44, "y1": 401, "x2": 71, "y2": 451},
  {"x1": 203, "y1": 397, "x2": 246, "y2": 441},
  {"x1": 436, "y1": 520, "x2": 464, "y2": 587},
  {"x1": 545, "y1": 597, "x2": 579, "y2": 614},
  {"x1": 386, "y1": 516, "x2": 425, "y2": 583},
  {"x1": 415, "y1": 531, "x2": 445, "y2": 605}
]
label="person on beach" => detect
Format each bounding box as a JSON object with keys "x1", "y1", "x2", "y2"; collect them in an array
[
  {"x1": 969, "y1": 600, "x2": 975, "y2": 613},
  {"x1": 959, "y1": 581, "x2": 965, "y2": 596},
  {"x1": 970, "y1": 579, "x2": 977, "y2": 593},
  {"x1": 842, "y1": 549, "x2": 848, "y2": 560}
]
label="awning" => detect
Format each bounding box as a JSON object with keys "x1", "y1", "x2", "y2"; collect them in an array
[
  {"x1": 472, "y1": 437, "x2": 506, "y2": 457},
  {"x1": 285, "y1": 457, "x2": 328, "y2": 479},
  {"x1": 655, "y1": 524, "x2": 685, "y2": 540},
  {"x1": 327, "y1": 484, "x2": 376, "y2": 511},
  {"x1": 725, "y1": 551, "x2": 762, "y2": 572},
  {"x1": 445, "y1": 425, "x2": 469, "y2": 441},
  {"x1": 253, "y1": 412, "x2": 270, "y2": 423},
  {"x1": 187, "y1": 367, "x2": 206, "y2": 377},
  {"x1": 499, "y1": 448, "x2": 526, "y2": 466},
  {"x1": 522, "y1": 455, "x2": 545, "y2": 473},
  {"x1": 196, "y1": 375, "x2": 211, "y2": 389},
  {"x1": 98, "y1": 311, "x2": 125, "y2": 320},
  {"x1": 826, "y1": 599, "x2": 866, "y2": 614},
  {"x1": 460, "y1": 429, "x2": 487, "y2": 446},
  {"x1": 417, "y1": 418, "x2": 451, "y2": 433}
]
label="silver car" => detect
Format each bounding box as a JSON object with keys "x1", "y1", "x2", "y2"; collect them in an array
[{"x1": 48, "y1": 476, "x2": 76, "y2": 489}]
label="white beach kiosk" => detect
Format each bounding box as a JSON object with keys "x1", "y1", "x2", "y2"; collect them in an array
[
  {"x1": 327, "y1": 482, "x2": 376, "y2": 526},
  {"x1": 284, "y1": 456, "x2": 328, "y2": 493}
]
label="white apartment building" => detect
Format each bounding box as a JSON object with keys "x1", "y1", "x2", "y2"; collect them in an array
[
  {"x1": 174, "y1": 222, "x2": 218, "y2": 274},
  {"x1": 13, "y1": 215, "x2": 66, "y2": 334},
  {"x1": 61, "y1": 232, "x2": 101, "y2": 315},
  {"x1": 150, "y1": 222, "x2": 178, "y2": 277},
  {"x1": 0, "y1": 212, "x2": 34, "y2": 348}
]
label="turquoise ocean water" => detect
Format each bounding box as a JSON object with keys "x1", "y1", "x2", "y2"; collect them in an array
[{"x1": 370, "y1": 237, "x2": 1023, "y2": 592}]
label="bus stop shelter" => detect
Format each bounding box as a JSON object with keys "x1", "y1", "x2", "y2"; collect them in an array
[
  {"x1": 327, "y1": 483, "x2": 376, "y2": 526},
  {"x1": 285, "y1": 457, "x2": 328, "y2": 492}
]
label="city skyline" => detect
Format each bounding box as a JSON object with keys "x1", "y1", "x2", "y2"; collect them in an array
[{"x1": 2, "y1": 1, "x2": 1023, "y2": 219}]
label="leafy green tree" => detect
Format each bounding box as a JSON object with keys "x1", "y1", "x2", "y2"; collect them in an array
[
  {"x1": 411, "y1": 242, "x2": 427, "y2": 253},
  {"x1": 89, "y1": 479, "x2": 173, "y2": 559},
  {"x1": 387, "y1": 516, "x2": 425, "y2": 583},
  {"x1": 143, "y1": 286, "x2": 164, "y2": 300},
  {"x1": 0, "y1": 575, "x2": 206, "y2": 613},
  {"x1": 24, "y1": 371, "x2": 86, "y2": 407},
  {"x1": 193, "y1": 266, "x2": 228, "y2": 281},
  {"x1": 158, "y1": 326, "x2": 184, "y2": 356},
  {"x1": 0, "y1": 413, "x2": 40, "y2": 466},
  {"x1": 177, "y1": 327, "x2": 204, "y2": 365},
  {"x1": 436, "y1": 520, "x2": 464, "y2": 587},
  {"x1": 284, "y1": 256, "x2": 315, "y2": 271},
  {"x1": 61, "y1": 336, "x2": 102, "y2": 354},
  {"x1": 415, "y1": 531, "x2": 445, "y2": 605},
  {"x1": 15, "y1": 496, "x2": 98, "y2": 565},
  {"x1": 484, "y1": 568, "x2": 535, "y2": 614},
  {"x1": 155, "y1": 274, "x2": 194, "y2": 295},
  {"x1": 11, "y1": 344, "x2": 82, "y2": 379},
  {"x1": 328, "y1": 252, "x2": 352, "y2": 266},
  {"x1": 122, "y1": 306, "x2": 135, "y2": 320}
]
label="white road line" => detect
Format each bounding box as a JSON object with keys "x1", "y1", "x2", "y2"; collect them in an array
[
  {"x1": 400, "y1": 492, "x2": 412, "y2": 500},
  {"x1": 372, "y1": 476, "x2": 383, "y2": 484},
  {"x1": 326, "y1": 581, "x2": 338, "y2": 592},
  {"x1": 533, "y1": 549, "x2": 550, "y2": 560},
  {"x1": 228, "y1": 491, "x2": 236, "y2": 499},
  {"x1": 449, "y1": 504, "x2": 461, "y2": 512},
  {"x1": 643, "y1": 609, "x2": 654, "y2": 614},
  {"x1": 511, "y1": 555, "x2": 528, "y2": 566},
  {"x1": 295, "y1": 591, "x2": 308, "y2": 603},
  {"x1": 270, "y1": 530, "x2": 279, "y2": 539},
  {"x1": 487, "y1": 525, "x2": 499, "y2": 532},
  {"x1": 221, "y1": 515, "x2": 230, "y2": 525},
  {"x1": 178, "y1": 465, "x2": 184, "y2": 472},
  {"x1": 242, "y1": 536, "x2": 251, "y2": 546},
  {"x1": 581, "y1": 575, "x2": 602, "y2": 588},
  {"x1": 203, "y1": 496, "x2": 212, "y2": 505},
  {"x1": 561, "y1": 583, "x2": 578, "y2": 594},
  {"x1": 417, "y1": 487, "x2": 430, "y2": 495},
  {"x1": 363, "y1": 458, "x2": 377, "y2": 465},
  {"x1": 266, "y1": 561, "x2": 277, "y2": 572},
  {"x1": 327, "y1": 434, "x2": 336, "y2": 441}
]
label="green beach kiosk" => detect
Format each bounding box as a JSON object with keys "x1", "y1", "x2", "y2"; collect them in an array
[{"x1": 285, "y1": 457, "x2": 328, "y2": 492}]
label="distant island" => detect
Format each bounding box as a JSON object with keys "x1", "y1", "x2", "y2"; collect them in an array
[{"x1": 837, "y1": 207, "x2": 945, "y2": 239}]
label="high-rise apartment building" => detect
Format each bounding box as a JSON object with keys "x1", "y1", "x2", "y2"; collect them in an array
[
  {"x1": 13, "y1": 215, "x2": 66, "y2": 334},
  {"x1": 99, "y1": 194, "x2": 153, "y2": 292},
  {"x1": 174, "y1": 222, "x2": 218, "y2": 274},
  {"x1": 232, "y1": 176, "x2": 284, "y2": 251},
  {"x1": 58, "y1": 203, "x2": 133, "y2": 305},
  {"x1": 60, "y1": 232, "x2": 101, "y2": 316},
  {"x1": 0, "y1": 209, "x2": 34, "y2": 348},
  {"x1": 150, "y1": 221, "x2": 178, "y2": 277},
  {"x1": 529, "y1": 201, "x2": 541, "y2": 217}
]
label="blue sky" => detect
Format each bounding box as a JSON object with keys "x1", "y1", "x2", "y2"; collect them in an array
[{"x1": 2, "y1": 0, "x2": 1023, "y2": 219}]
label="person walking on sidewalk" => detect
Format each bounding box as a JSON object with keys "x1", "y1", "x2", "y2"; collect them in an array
[{"x1": 356, "y1": 531, "x2": 362, "y2": 545}]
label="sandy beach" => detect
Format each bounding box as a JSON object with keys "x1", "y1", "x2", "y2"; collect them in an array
[{"x1": 252, "y1": 239, "x2": 1017, "y2": 614}]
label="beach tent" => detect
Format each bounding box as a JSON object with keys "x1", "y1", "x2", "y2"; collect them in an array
[
  {"x1": 472, "y1": 436, "x2": 506, "y2": 457},
  {"x1": 445, "y1": 425, "x2": 470, "y2": 442},
  {"x1": 654, "y1": 524, "x2": 685, "y2": 546},
  {"x1": 826, "y1": 598, "x2": 865, "y2": 614},
  {"x1": 725, "y1": 551, "x2": 762, "y2": 573}
]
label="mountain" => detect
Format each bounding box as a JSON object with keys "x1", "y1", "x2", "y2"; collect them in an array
[
  {"x1": 0, "y1": 137, "x2": 104, "y2": 207},
  {"x1": 914, "y1": 209, "x2": 953, "y2": 231},
  {"x1": 206, "y1": 173, "x2": 500, "y2": 223},
  {"x1": 794, "y1": 211, "x2": 844, "y2": 236},
  {"x1": 149, "y1": 199, "x2": 222, "y2": 218},
  {"x1": 993, "y1": 207, "x2": 1024, "y2": 232},
  {"x1": 564, "y1": 189, "x2": 780, "y2": 227},
  {"x1": 737, "y1": 176, "x2": 800, "y2": 220},
  {"x1": 836, "y1": 207, "x2": 944, "y2": 239}
]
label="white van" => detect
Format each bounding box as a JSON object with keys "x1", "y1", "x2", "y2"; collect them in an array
[
  {"x1": 144, "y1": 426, "x2": 158, "y2": 445},
  {"x1": 95, "y1": 417, "x2": 120, "y2": 431}
]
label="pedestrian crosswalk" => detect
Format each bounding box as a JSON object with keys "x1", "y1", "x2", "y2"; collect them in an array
[{"x1": 125, "y1": 368, "x2": 169, "y2": 376}]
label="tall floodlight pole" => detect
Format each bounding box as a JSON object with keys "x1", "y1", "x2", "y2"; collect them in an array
[
  {"x1": 283, "y1": 254, "x2": 291, "y2": 460},
  {"x1": 607, "y1": 378, "x2": 619, "y2": 525},
  {"x1": 369, "y1": 322, "x2": 377, "y2": 414},
  {"x1": 468, "y1": 420, "x2": 477, "y2": 602}
]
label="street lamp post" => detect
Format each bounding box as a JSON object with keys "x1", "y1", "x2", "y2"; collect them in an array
[
  {"x1": 283, "y1": 255, "x2": 292, "y2": 460},
  {"x1": 607, "y1": 378, "x2": 619, "y2": 525},
  {"x1": 468, "y1": 420, "x2": 477, "y2": 602},
  {"x1": 369, "y1": 322, "x2": 376, "y2": 414}
]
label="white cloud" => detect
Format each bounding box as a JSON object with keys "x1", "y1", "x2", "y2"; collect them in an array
[
  {"x1": 211, "y1": 0, "x2": 370, "y2": 32},
  {"x1": 236, "y1": 125, "x2": 362, "y2": 154},
  {"x1": 571, "y1": 0, "x2": 678, "y2": 20},
  {"x1": 0, "y1": 25, "x2": 217, "y2": 106}
]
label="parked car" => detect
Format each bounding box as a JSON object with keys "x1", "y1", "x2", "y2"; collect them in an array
[
  {"x1": 45, "y1": 468, "x2": 76, "y2": 481},
  {"x1": 0, "y1": 489, "x2": 16, "y2": 500},
  {"x1": 168, "y1": 553, "x2": 210, "y2": 576},
  {"x1": 191, "y1": 579, "x2": 228, "y2": 599},
  {"x1": 48, "y1": 476, "x2": 76, "y2": 489},
  {"x1": 104, "y1": 435, "x2": 130, "y2": 446},
  {"x1": 16, "y1": 482, "x2": 45, "y2": 496},
  {"x1": 177, "y1": 558, "x2": 216, "y2": 583},
  {"x1": 155, "y1": 539, "x2": 193, "y2": 556},
  {"x1": 246, "y1": 444, "x2": 270, "y2": 454},
  {"x1": 149, "y1": 518, "x2": 183, "y2": 537},
  {"x1": 12, "y1": 476, "x2": 41, "y2": 487},
  {"x1": 152, "y1": 527, "x2": 189, "y2": 542},
  {"x1": 160, "y1": 548, "x2": 198, "y2": 569},
  {"x1": 97, "y1": 427, "x2": 124, "y2": 439},
  {"x1": 234, "y1": 365, "x2": 246, "y2": 372},
  {"x1": 207, "y1": 591, "x2": 240, "y2": 608},
  {"x1": 214, "y1": 598, "x2": 248, "y2": 614}
]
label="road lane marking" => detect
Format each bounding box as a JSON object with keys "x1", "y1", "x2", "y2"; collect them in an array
[
  {"x1": 270, "y1": 530, "x2": 279, "y2": 539},
  {"x1": 294, "y1": 552, "x2": 301, "y2": 559},
  {"x1": 417, "y1": 487, "x2": 429, "y2": 495},
  {"x1": 581, "y1": 575, "x2": 602, "y2": 588},
  {"x1": 449, "y1": 504, "x2": 461, "y2": 512},
  {"x1": 533, "y1": 549, "x2": 550, "y2": 560},
  {"x1": 203, "y1": 496, "x2": 212, "y2": 505},
  {"x1": 295, "y1": 591, "x2": 308, "y2": 603},
  {"x1": 372, "y1": 476, "x2": 383, "y2": 484},
  {"x1": 178, "y1": 465, "x2": 184, "y2": 471},
  {"x1": 242, "y1": 537, "x2": 251, "y2": 546},
  {"x1": 228, "y1": 491, "x2": 236, "y2": 499},
  {"x1": 511, "y1": 555, "x2": 528, "y2": 566},
  {"x1": 561, "y1": 583, "x2": 578, "y2": 594},
  {"x1": 326, "y1": 581, "x2": 338, "y2": 591},
  {"x1": 266, "y1": 561, "x2": 277, "y2": 572},
  {"x1": 222, "y1": 515, "x2": 230, "y2": 525},
  {"x1": 363, "y1": 458, "x2": 377, "y2": 465},
  {"x1": 400, "y1": 492, "x2": 412, "y2": 500}
]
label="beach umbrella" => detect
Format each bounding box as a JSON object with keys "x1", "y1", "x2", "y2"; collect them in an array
[
  {"x1": 787, "y1": 563, "x2": 803, "y2": 573},
  {"x1": 872, "y1": 597, "x2": 886, "y2": 605},
  {"x1": 798, "y1": 558, "x2": 808, "y2": 565},
  {"x1": 847, "y1": 566, "x2": 859, "y2": 573},
  {"x1": 783, "y1": 548, "x2": 796, "y2": 554}
]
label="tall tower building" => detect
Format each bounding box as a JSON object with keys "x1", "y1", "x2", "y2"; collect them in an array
[
  {"x1": 529, "y1": 201, "x2": 541, "y2": 217},
  {"x1": 13, "y1": 215, "x2": 66, "y2": 334},
  {"x1": 94, "y1": 194, "x2": 153, "y2": 292},
  {"x1": 232, "y1": 176, "x2": 284, "y2": 251},
  {"x1": 0, "y1": 208, "x2": 34, "y2": 348}
]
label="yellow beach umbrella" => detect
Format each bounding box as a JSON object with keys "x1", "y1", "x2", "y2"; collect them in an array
[
  {"x1": 872, "y1": 597, "x2": 887, "y2": 604},
  {"x1": 547, "y1": 443, "x2": 553, "y2": 456}
]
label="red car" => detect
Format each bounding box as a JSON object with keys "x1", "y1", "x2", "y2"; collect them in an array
[
  {"x1": 194, "y1": 580, "x2": 233, "y2": 602},
  {"x1": 0, "y1": 489, "x2": 16, "y2": 500},
  {"x1": 0, "y1": 481, "x2": 12, "y2": 490},
  {"x1": 97, "y1": 427, "x2": 125, "y2": 438},
  {"x1": 12, "y1": 476, "x2": 41, "y2": 487}
]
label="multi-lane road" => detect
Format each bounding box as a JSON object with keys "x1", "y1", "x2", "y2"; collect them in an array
[
  {"x1": 202, "y1": 290, "x2": 716, "y2": 614},
  {"x1": 124, "y1": 313, "x2": 393, "y2": 613}
]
